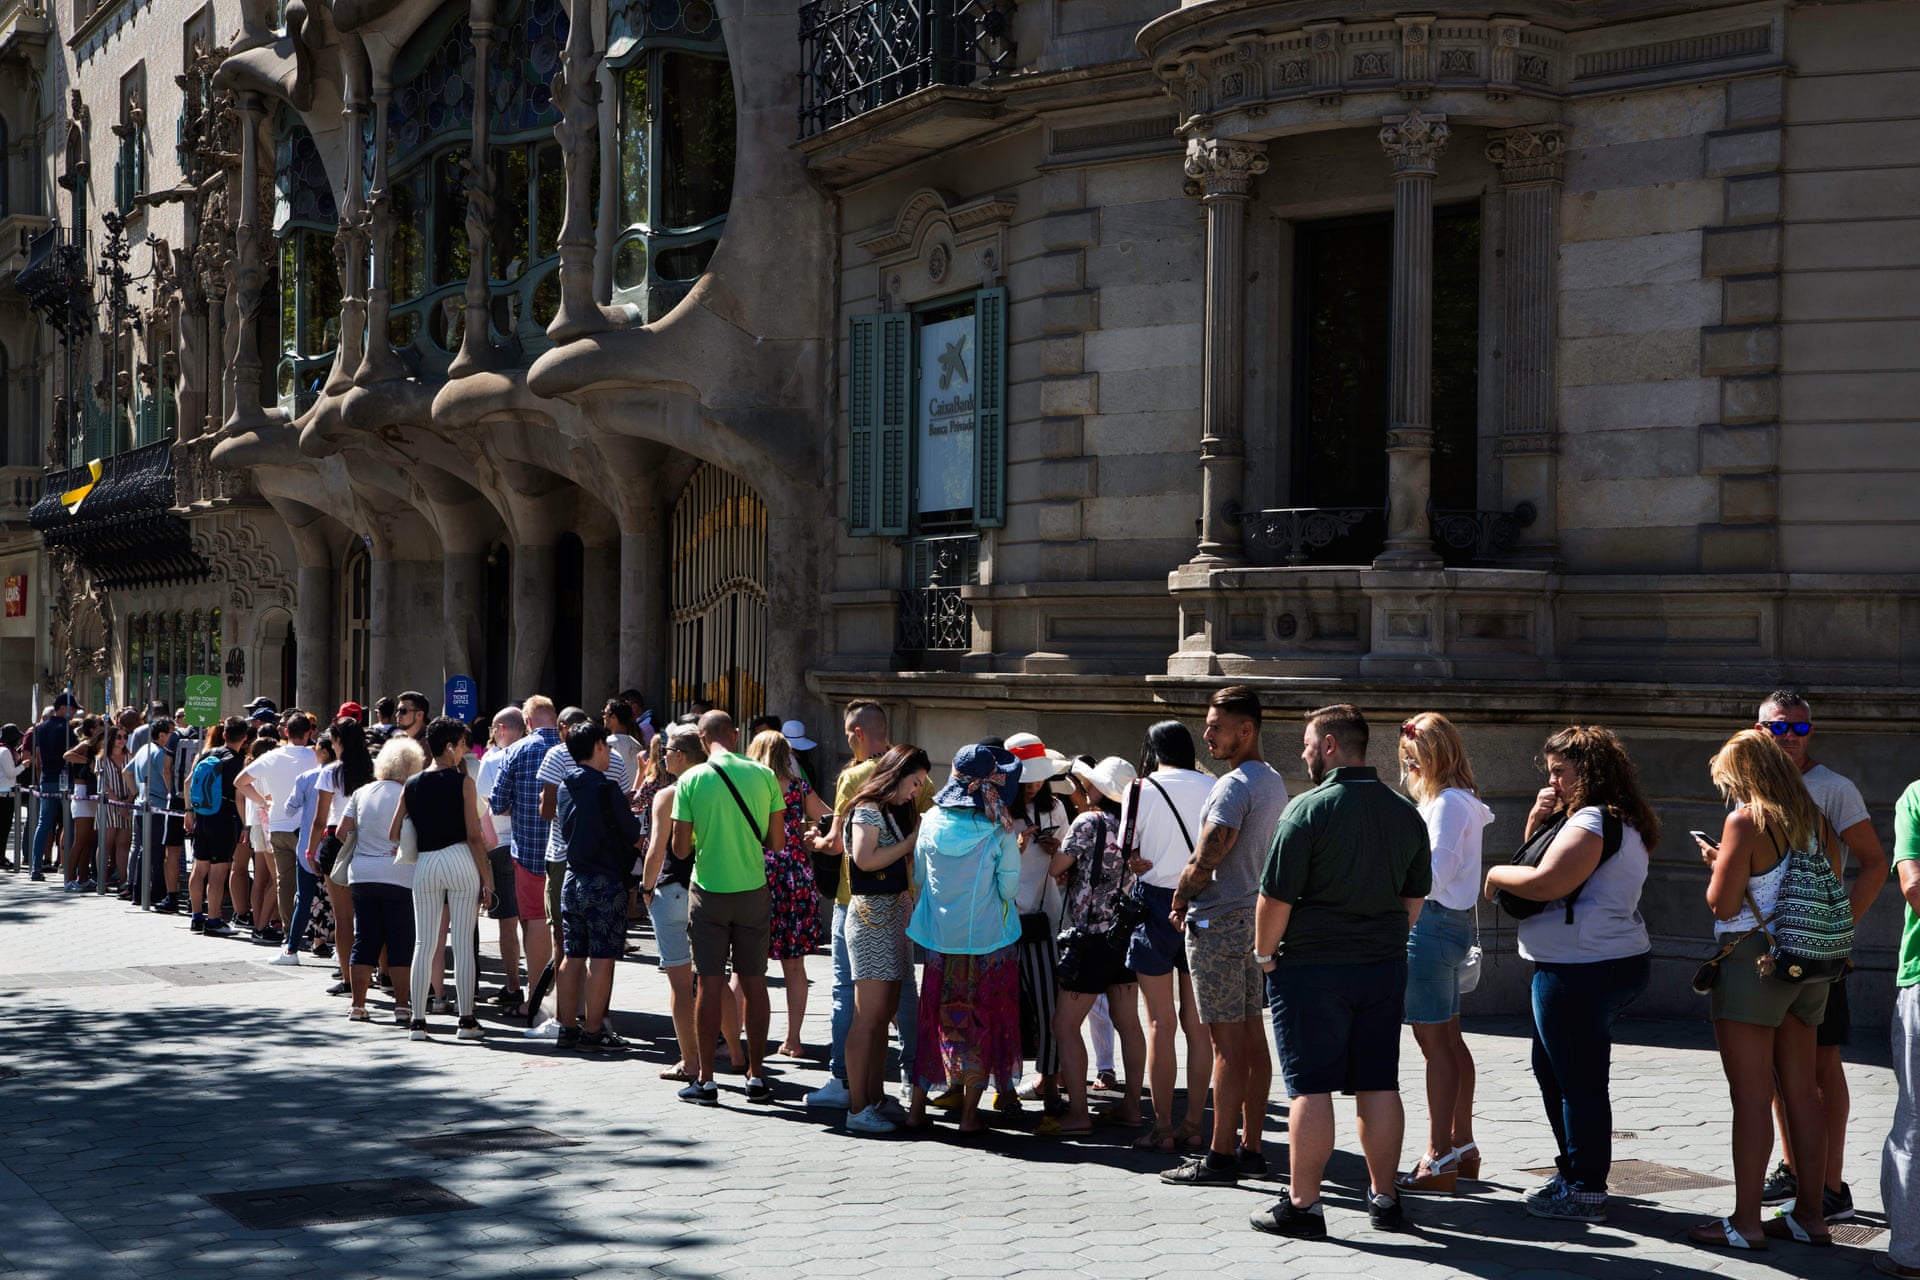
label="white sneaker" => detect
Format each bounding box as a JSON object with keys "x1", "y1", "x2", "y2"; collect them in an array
[
  {"x1": 524, "y1": 1018, "x2": 563, "y2": 1039},
  {"x1": 805, "y1": 1077, "x2": 851, "y2": 1109},
  {"x1": 267, "y1": 951, "x2": 301, "y2": 966},
  {"x1": 846, "y1": 1105, "x2": 896, "y2": 1136}
]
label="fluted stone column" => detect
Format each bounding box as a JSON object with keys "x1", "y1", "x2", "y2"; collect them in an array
[
  {"x1": 1376, "y1": 110, "x2": 1449, "y2": 570},
  {"x1": 1184, "y1": 136, "x2": 1268, "y2": 565},
  {"x1": 1486, "y1": 125, "x2": 1567, "y2": 565}
]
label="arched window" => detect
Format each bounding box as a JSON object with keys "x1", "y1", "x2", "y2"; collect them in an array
[
  {"x1": 275, "y1": 119, "x2": 340, "y2": 416},
  {"x1": 608, "y1": 0, "x2": 734, "y2": 321},
  {"x1": 384, "y1": 0, "x2": 568, "y2": 369}
]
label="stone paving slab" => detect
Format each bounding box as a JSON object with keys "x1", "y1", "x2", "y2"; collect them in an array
[{"x1": 0, "y1": 871, "x2": 1901, "y2": 1278}]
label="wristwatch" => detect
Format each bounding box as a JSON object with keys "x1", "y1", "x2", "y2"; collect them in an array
[{"x1": 1253, "y1": 952, "x2": 1275, "y2": 965}]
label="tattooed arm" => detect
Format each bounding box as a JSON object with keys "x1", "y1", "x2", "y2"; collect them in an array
[{"x1": 1169, "y1": 821, "x2": 1239, "y2": 929}]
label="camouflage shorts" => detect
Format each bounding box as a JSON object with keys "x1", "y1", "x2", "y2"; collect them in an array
[{"x1": 1184, "y1": 903, "x2": 1266, "y2": 1024}]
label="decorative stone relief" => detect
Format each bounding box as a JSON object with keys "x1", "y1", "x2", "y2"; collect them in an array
[
  {"x1": 859, "y1": 189, "x2": 1015, "y2": 306},
  {"x1": 192, "y1": 518, "x2": 295, "y2": 611},
  {"x1": 1484, "y1": 125, "x2": 1567, "y2": 185},
  {"x1": 1183, "y1": 137, "x2": 1271, "y2": 199}
]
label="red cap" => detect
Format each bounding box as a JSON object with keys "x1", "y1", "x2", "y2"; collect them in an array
[{"x1": 336, "y1": 701, "x2": 365, "y2": 723}]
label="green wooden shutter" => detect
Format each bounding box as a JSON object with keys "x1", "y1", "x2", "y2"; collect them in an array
[
  {"x1": 874, "y1": 312, "x2": 912, "y2": 536},
  {"x1": 847, "y1": 314, "x2": 877, "y2": 536},
  {"x1": 971, "y1": 286, "x2": 1007, "y2": 528}
]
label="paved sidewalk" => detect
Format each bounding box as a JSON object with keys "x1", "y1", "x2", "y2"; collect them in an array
[{"x1": 0, "y1": 877, "x2": 1901, "y2": 1279}]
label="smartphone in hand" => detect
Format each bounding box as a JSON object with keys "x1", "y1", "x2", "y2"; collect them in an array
[{"x1": 1690, "y1": 829, "x2": 1720, "y2": 849}]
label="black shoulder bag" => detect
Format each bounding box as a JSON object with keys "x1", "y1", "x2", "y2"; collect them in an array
[{"x1": 1496, "y1": 810, "x2": 1624, "y2": 923}]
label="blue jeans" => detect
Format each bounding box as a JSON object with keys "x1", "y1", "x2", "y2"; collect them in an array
[
  {"x1": 1530, "y1": 951, "x2": 1651, "y2": 1196},
  {"x1": 30, "y1": 793, "x2": 62, "y2": 875},
  {"x1": 288, "y1": 863, "x2": 321, "y2": 953},
  {"x1": 827, "y1": 901, "x2": 919, "y2": 1085},
  {"x1": 829, "y1": 902, "x2": 853, "y2": 1080}
]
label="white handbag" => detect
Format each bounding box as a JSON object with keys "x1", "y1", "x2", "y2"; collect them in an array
[
  {"x1": 396, "y1": 816, "x2": 420, "y2": 865},
  {"x1": 1457, "y1": 904, "x2": 1484, "y2": 995}
]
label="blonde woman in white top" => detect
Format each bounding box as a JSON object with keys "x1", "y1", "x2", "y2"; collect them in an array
[{"x1": 1396, "y1": 713, "x2": 1495, "y2": 1194}]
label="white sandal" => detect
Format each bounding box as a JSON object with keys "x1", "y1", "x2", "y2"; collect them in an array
[{"x1": 1688, "y1": 1217, "x2": 1766, "y2": 1250}]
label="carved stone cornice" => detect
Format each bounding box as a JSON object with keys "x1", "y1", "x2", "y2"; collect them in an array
[
  {"x1": 1485, "y1": 125, "x2": 1568, "y2": 185},
  {"x1": 1183, "y1": 137, "x2": 1269, "y2": 200},
  {"x1": 1379, "y1": 110, "x2": 1449, "y2": 176}
]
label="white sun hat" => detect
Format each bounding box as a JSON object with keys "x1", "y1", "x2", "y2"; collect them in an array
[
  {"x1": 1004, "y1": 732, "x2": 1069, "y2": 781},
  {"x1": 781, "y1": 719, "x2": 817, "y2": 751}
]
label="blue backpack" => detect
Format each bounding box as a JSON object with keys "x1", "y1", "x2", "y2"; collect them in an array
[{"x1": 188, "y1": 749, "x2": 230, "y2": 816}]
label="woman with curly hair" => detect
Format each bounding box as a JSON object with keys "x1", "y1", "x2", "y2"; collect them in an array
[{"x1": 1485, "y1": 725, "x2": 1659, "y2": 1226}]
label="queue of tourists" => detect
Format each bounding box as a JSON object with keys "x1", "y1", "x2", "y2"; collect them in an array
[{"x1": 5, "y1": 682, "x2": 1920, "y2": 1271}]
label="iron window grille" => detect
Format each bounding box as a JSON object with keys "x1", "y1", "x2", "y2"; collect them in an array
[{"x1": 896, "y1": 532, "x2": 977, "y2": 655}]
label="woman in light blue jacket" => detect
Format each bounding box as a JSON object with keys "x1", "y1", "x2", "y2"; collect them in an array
[{"x1": 905, "y1": 743, "x2": 1024, "y2": 1134}]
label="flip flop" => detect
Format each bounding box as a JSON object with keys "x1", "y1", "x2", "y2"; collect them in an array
[
  {"x1": 1132, "y1": 1127, "x2": 1177, "y2": 1153},
  {"x1": 1687, "y1": 1218, "x2": 1767, "y2": 1251},
  {"x1": 1035, "y1": 1115, "x2": 1093, "y2": 1137},
  {"x1": 1763, "y1": 1214, "x2": 1833, "y2": 1247}
]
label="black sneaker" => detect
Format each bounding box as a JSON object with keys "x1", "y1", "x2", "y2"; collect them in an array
[
  {"x1": 1250, "y1": 1198, "x2": 1328, "y2": 1240},
  {"x1": 743, "y1": 1076, "x2": 774, "y2": 1103},
  {"x1": 1161, "y1": 1154, "x2": 1241, "y2": 1186},
  {"x1": 1369, "y1": 1193, "x2": 1407, "y2": 1232},
  {"x1": 580, "y1": 1029, "x2": 631, "y2": 1053},
  {"x1": 190, "y1": 914, "x2": 206, "y2": 933},
  {"x1": 1761, "y1": 1160, "x2": 1798, "y2": 1207},
  {"x1": 235, "y1": 912, "x2": 254, "y2": 929},
  {"x1": 677, "y1": 1081, "x2": 720, "y2": 1106},
  {"x1": 1824, "y1": 1182, "x2": 1855, "y2": 1222},
  {"x1": 254, "y1": 925, "x2": 285, "y2": 945},
  {"x1": 153, "y1": 895, "x2": 180, "y2": 914},
  {"x1": 202, "y1": 918, "x2": 236, "y2": 937},
  {"x1": 556, "y1": 1025, "x2": 583, "y2": 1050},
  {"x1": 1237, "y1": 1146, "x2": 1270, "y2": 1179},
  {"x1": 312, "y1": 942, "x2": 334, "y2": 959}
]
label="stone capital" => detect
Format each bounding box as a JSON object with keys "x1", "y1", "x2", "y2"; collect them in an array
[
  {"x1": 1485, "y1": 125, "x2": 1568, "y2": 185},
  {"x1": 1379, "y1": 110, "x2": 1449, "y2": 177},
  {"x1": 1184, "y1": 137, "x2": 1269, "y2": 200}
]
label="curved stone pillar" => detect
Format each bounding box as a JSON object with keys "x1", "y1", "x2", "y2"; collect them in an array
[{"x1": 511, "y1": 542, "x2": 557, "y2": 697}]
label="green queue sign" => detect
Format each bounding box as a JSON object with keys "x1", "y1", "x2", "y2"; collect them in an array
[{"x1": 182, "y1": 675, "x2": 222, "y2": 728}]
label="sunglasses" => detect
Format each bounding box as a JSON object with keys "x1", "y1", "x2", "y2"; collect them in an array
[{"x1": 1760, "y1": 721, "x2": 1812, "y2": 737}]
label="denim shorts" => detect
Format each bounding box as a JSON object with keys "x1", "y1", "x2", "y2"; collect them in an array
[
  {"x1": 1125, "y1": 882, "x2": 1188, "y2": 978},
  {"x1": 1268, "y1": 958, "x2": 1407, "y2": 1097},
  {"x1": 1404, "y1": 903, "x2": 1473, "y2": 1025},
  {"x1": 648, "y1": 882, "x2": 692, "y2": 968}
]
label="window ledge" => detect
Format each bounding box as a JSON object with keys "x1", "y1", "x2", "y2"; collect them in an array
[{"x1": 69, "y1": 0, "x2": 151, "y2": 62}]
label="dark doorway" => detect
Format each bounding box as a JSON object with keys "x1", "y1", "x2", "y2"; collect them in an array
[
  {"x1": 482, "y1": 543, "x2": 510, "y2": 711},
  {"x1": 1291, "y1": 206, "x2": 1481, "y2": 564},
  {"x1": 552, "y1": 534, "x2": 584, "y2": 710}
]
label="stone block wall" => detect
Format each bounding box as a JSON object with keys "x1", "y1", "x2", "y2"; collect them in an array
[
  {"x1": 1777, "y1": 1, "x2": 1920, "y2": 571},
  {"x1": 1555, "y1": 85, "x2": 1725, "y2": 574}
]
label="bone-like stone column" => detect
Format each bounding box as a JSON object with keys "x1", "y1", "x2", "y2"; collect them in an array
[
  {"x1": 1376, "y1": 110, "x2": 1449, "y2": 570},
  {"x1": 510, "y1": 541, "x2": 557, "y2": 697},
  {"x1": 325, "y1": 40, "x2": 369, "y2": 397},
  {"x1": 355, "y1": 79, "x2": 408, "y2": 385},
  {"x1": 1183, "y1": 136, "x2": 1268, "y2": 565},
  {"x1": 546, "y1": 0, "x2": 617, "y2": 340},
  {"x1": 450, "y1": 0, "x2": 499, "y2": 376},
  {"x1": 223, "y1": 93, "x2": 272, "y2": 434},
  {"x1": 1485, "y1": 125, "x2": 1567, "y2": 565}
]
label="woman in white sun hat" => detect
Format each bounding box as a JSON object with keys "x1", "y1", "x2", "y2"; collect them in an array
[{"x1": 1006, "y1": 733, "x2": 1072, "y2": 1110}]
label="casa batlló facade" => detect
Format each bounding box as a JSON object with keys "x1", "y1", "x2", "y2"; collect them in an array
[{"x1": 7, "y1": 0, "x2": 1920, "y2": 1016}]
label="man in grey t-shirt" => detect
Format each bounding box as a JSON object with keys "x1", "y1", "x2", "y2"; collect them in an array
[{"x1": 1162, "y1": 685, "x2": 1289, "y2": 1187}]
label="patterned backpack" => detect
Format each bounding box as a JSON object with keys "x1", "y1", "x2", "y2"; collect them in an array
[{"x1": 1749, "y1": 833, "x2": 1854, "y2": 984}]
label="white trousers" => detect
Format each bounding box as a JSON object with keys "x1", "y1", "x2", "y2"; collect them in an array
[{"x1": 411, "y1": 843, "x2": 481, "y2": 1019}]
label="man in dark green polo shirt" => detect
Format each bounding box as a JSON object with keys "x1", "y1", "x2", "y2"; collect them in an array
[{"x1": 1249, "y1": 703, "x2": 1431, "y2": 1241}]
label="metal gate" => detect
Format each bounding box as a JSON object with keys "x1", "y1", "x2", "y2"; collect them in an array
[{"x1": 670, "y1": 464, "x2": 768, "y2": 722}]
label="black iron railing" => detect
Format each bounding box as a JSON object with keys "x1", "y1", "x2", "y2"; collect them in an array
[
  {"x1": 895, "y1": 532, "x2": 977, "y2": 654},
  {"x1": 798, "y1": 0, "x2": 1015, "y2": 138},
  {"x1": 1429, "y1": 502, "x2": 1536, "y2": 561},
  {"x1": 1236, "y1": 507, "x2": 1383, "y2": 566}
]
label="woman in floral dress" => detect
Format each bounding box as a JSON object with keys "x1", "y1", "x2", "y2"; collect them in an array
[{"x1": 748, "y1": 730, "x2": 830, "y2": 1056}]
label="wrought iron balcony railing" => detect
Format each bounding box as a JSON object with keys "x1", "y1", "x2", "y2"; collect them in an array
[
  {"x1": 895, "y1": 532, "x2": 978, "y2": 655},
  {"x1": 1232, "y1": 502, "x2": 1539, "y2": 567},
  {"x1": 798, "y1": 0, "x2": 1015, "y2": 138},
  {"x1": 1429, "y1": 501, "x2": 1537, "y2": 561}
]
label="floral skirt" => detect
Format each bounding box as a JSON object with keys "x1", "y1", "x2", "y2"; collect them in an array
[
  {"x1": 913, "y1": 944, "x2": 1022, "y2": 1094},
  {"x1": 766, "y1": 850, "x2": 823, "y2": 960}
]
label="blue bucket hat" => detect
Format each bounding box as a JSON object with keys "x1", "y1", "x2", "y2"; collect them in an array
[{"x1": 934, "y1": 743, "x2": 1022, "y2": 812}]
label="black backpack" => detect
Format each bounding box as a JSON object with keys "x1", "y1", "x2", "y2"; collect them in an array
[{"x1": 1497, "y1": 810, "x2": 1624, "y2": 923}]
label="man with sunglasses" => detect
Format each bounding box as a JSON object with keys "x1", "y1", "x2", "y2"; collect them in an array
[
  {"x1": 394, "y1": 692, "x2": 432, "y2": 743},
  {"x1": 1750, "y1": 690, "x2": 1889, "y2": 1224}
]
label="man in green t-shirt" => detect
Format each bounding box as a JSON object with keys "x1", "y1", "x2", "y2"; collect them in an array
[
  {"x1": 671, "y1": 711, "x2": 785, "y2": 1105},
  {"x1": 1882, "y1": 780, "x2": 1920, "y2": 1277}
]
